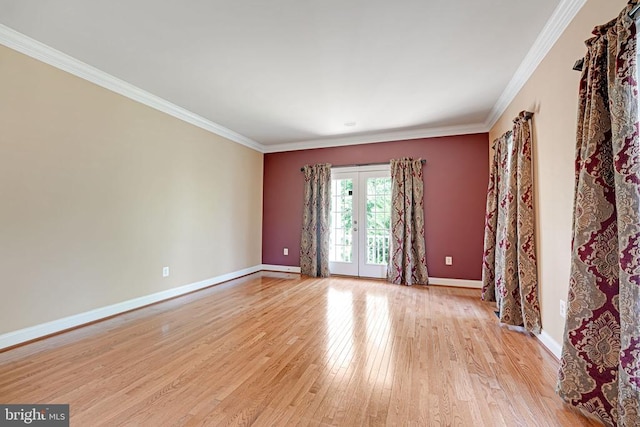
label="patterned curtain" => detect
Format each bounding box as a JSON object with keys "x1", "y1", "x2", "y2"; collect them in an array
[
  {"x1": 557, "y1": 4, "x2": 640, "y2": 426},
  {"x1": 481, "y1": 112, "x2": 541, "y2": 334},
  {"x1": 481, "y1": 133, "x2": 507, "y2": 303},
  {"x1": 387, "y1": 158, "x2": 429, "y2": 285},
  {"x1": 300, "y1": 163, "x2": 332, "y2": 277}
]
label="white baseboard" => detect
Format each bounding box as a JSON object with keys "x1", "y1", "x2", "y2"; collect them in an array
[
  {"x1": 261, "y1": 264, "x2": 302, "y2": 273},
  {"x1": 536, "y1": 329, "x2": 562, "y2": 359},
  {"x1": 0, "y1": 265, "x2": 262, "y2": 350},
  {"x1": 0, "y1": 266, "x2": 483, "y2": 350},
  {"x1": 429, "y1": 277, "x2": 483, "y2": 289},
  {"x1": 259, "y1": 265, "x2": 481, "y2": 289}
]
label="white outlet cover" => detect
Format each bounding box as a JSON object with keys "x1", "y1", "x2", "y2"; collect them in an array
[
  {"x1": 283, "y1": 248, "x2": 289, "y2": 256},
  {"x1": 163, "y1": 267, "x2": 170, "y2": 277},
  {"x1": 445, "y1": 256, "x2": 453, "y2": 265}
]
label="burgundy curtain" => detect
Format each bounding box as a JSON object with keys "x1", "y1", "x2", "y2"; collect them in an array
[
  {"x1": 300, "y1": 164, "x2": 331, "y2": 277},
  {"x1": 557, "y1": 4, "x2": 640, "y2": 426},
  {"x1": 481, "y1": 112, "x2": 541, "y2": 334},
  {"x1": 387, "y1": 158, "x2": 429, "y2": 285}
]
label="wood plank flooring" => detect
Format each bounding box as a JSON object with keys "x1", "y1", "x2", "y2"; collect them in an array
[{"x1": 0, "y1": 272, "x2": 600, "y2": 426}]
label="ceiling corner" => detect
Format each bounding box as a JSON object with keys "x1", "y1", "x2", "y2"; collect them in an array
[{"x1": 484, "y1": 0, "x2": 587, "y2": 131}]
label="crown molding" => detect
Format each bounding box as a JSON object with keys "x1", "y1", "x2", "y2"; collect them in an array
[
  {"x1": 2, "y1": 0, "x2": 586, "y2": 157},
  {"x1": 484, "y1": 0, "x2": 587, "y2": 130},
  {"x1": 262, "y1": 122, "x2": 488, "y2": 153},
  {"x1": 0, "y1": 24, "x2": 266, "y2": 153}
]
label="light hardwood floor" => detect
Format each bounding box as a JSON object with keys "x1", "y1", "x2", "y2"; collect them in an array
[{"x1": 0, "y1": 272, "x2": 600, "y2": 426}]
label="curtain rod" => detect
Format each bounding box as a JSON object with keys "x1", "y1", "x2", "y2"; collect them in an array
[
  {"x1": 574, "y1": 4, "x2": 640, "y2": 72},
  {"x1": 300, "y1": 160, "x2": 425, "y2": 172}
]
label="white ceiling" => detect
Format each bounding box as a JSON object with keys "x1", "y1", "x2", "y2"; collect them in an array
[{"x1": 0, "y1": 0, "x2": 580, "y2": 152}]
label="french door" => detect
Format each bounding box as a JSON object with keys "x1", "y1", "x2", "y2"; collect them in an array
[{"x1": 329, "y1": 166, "x2": 391, "y2": 278}]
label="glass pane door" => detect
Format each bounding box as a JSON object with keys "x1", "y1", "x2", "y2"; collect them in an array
[
  {"x1": 329, "y1": 172, "x2": 359, "y2": 276},
  {"x1": 358, "y1": 172, "x2": 391, "y2": 278},
  {"x1": 329, "y1": 167, "x2": 390, "y2": 278}
]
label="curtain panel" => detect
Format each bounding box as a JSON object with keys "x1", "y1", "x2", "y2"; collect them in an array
[
  {"x1": 481, "y1": 132, "x2": 508, "y2": 302},
  {"x1": 557, "y1": 3, "x2": 640, "y2": 425},
  {"x1": 387, "y1": 158, "x2": 429, "y2": 285},
  {"x1": 481, "y1": 112, "x2": 541, "y2": 334},
  {"x1": 300, "y1": 163, "x2": 332, "y2": 277}
]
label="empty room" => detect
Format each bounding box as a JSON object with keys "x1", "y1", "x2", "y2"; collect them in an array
[{"x1": 1, "y1": 0, "x2": 638, "y2": 426}]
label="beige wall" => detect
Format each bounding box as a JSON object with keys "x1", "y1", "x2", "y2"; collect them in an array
[
  {"x1": 490, "y1": 0, "x2": 628, "y2": 345},
  {"x1": 0, "y1": 45, "x2": 263, "y2": 335}
]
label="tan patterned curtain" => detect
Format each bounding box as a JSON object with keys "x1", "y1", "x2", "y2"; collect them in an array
[
  {"x1": 300, "y1": 163, "x2": 331, "y2": 277},
  {"x1": 557, "y1": 4, "x2": 640, "y2": 425},
  {"x1": 481, "y1": 112, "x2": 541, "y2": 334},
  {"x1": 387, "y1": 158, "x2": 428, "y2": 285},
  {"x1": 481, "y1": 132, "x2": 506, "y2": 303}
]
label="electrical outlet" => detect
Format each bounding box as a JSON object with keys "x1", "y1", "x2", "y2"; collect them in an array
[
  {"x1": 445, "y1": 256, "x2": 453, "y2": 266},
  {"x1": 283, "y1": 248, "x2": 289, "y2": 256},
  {"x1": 163, "y1": 266, "x2": 170, "y2": 278},
  {"x1": 560, "y1": 300, "x2": 567, "y2": 318}
]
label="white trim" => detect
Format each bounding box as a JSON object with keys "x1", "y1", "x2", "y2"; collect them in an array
[
  {"x1": 260, "y1": 264, "x2": 302, "y2": 273},
  {"x1": 0, "y1": 24, "x2": 485, "y2": 155},
  {"x1": 428, "y1": 277, "x2": 483, "y2": 289},
  {"x1": 262, "y1": 123, "x2": 488, "y2": 153},
  {"x1": 0, "y1": 0, "x2": 587, "y2": 155},
  {"x1": 484, "y1": 0, "x2": 587, "y2": 129},
  {"x1": 536, "y1": 329, "x2": 563, "y2": 359},
  {"x1": 331, "y1": 164, "x2": 391, "y2": 174},
  {"x1": 0, "y1": 265, "x2": 262, "y2": 350},
  {"x1": 0, "y1": 24, "x2": 265, "y2": 153},
  {"x1": 261, "y1": 268, "x2": 483, "y2": 288}
]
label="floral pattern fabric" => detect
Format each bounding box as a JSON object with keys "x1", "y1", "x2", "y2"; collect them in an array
[
  {"x1": 481, "y1": 113, "x2": 541, "y2": 334},
  {"x1": 557, "y1": 4, "x2": 640, "y2": 426},
  {"x1": 300, "y1": 164, "x2": 331, "y2": 277},
  {"x1": 387, "y1": 158, "x2": 429, "y2": 285}
]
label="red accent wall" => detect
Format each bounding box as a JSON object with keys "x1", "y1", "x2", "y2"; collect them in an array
[{"x1": 262, "y1": 133, "x2": 489, "y2": 280}]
